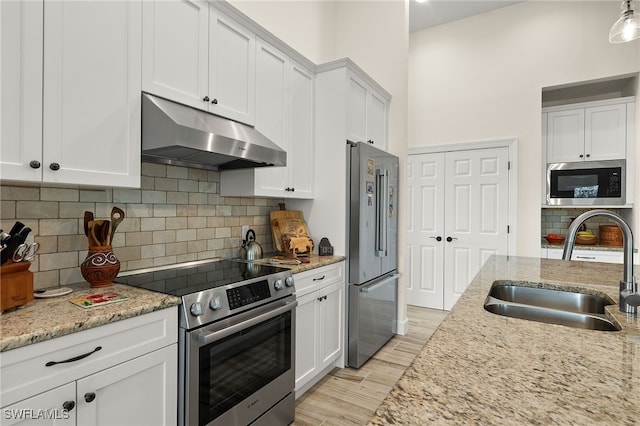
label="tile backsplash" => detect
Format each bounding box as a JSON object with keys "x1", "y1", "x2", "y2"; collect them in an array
[
  {"x1": 541, "y1": 208, "x2": 622, "y2": 237},
  {"x1": 0, "y1": 163, "x2": 282, "y2": 289}
]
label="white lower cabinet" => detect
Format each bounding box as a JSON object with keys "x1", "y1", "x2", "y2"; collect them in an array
[
  {"x1": 0, "y1": 308, "x2": 178, "y2": 426},
  {"x1": 294, "y1": 262, "x2": 344, "y2": 397},
  {"x1": 545, "y1": 247, "x2": 625, "y2": 263}
]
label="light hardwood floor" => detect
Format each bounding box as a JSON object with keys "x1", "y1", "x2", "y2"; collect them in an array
[{"x1": 293, "y1": 305, "x2": 449, "y2": 425}]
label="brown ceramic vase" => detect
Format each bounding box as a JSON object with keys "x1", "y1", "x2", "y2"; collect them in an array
[{"x1": 80, "y1": 245, "x2": 120, "y2": 288}]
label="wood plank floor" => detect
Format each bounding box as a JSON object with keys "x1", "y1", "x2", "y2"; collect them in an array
[{"x1": 293, "y1": 305, "x2": 449, "y2": 425}]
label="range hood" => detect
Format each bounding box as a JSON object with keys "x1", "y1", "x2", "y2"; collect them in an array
[{"x1": 141, "y1": 93, "x2": 286, "y2": 170}]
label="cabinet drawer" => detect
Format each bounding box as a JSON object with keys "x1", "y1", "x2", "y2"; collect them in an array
[
  {"x1": 0, "y1": 307, "x2": 177, "y2": 407},
  {"x1": 294, "y1": 262, "x2": 344, "y2": 297}
]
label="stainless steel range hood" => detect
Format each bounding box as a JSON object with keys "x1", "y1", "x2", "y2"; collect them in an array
[{"x1": 141, "y1": 93, "x2": 286, "y2": 170}]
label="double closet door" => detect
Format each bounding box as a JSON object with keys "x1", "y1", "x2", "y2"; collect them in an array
[{"x1": 407, "y1": 147, "x2": 510, "y2": 310}]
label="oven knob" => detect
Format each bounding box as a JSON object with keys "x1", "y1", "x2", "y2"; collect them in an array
[
  {"x1": 285, "y1": 276, "x2": 294, "y2": 287},
  {"x1": 190, "y1": 302, "x2": 203, "y2": 316},
  {"x1": 210, "y1": 296, "x2": 222, "y2": 310},
  {"x1": 274, "y1": 279, "x2": 284, "y2": 291}
]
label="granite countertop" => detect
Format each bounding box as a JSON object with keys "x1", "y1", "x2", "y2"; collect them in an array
[
  {"x1": 0, "y1": 282, "x2": 181, "y2": 353},
  {"x1": 242, "y1": 253, "x2": 345, "y2": 273},
  {"x1": 370, "y1": 255, "x2": 640, "y2": 425},
  {"x1": 0, "y1": 255, "x2": 343, "y2": 354}
]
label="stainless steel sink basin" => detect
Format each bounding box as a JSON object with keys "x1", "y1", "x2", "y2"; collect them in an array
[{"x1": 484, "y1": 281, "x2": 621, "y2": 332}]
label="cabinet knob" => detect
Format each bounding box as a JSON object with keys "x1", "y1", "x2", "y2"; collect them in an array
[
  {"x1": 202, "y1": 96, "x2": 210, "y2": 102},
  {"x1": 367, "y1": 139, "x2": 374, "y2": 144},
  {"x1": 29, "y1": 160, "x2": 41, "y2": 169},
  {"x1": 49, "y1": 162, "x2": 60, "y2": 171},
  {"x1": 579, "y1": 154, "x2": 584, "y2": 158},
  {"x1": 211, "y1": 98, "x2": 218, "y2": 105},
  {"x1": 84, "y1": 392, "x2": 96, "y2": 403},
  {"x1": 62, "y1": 401, "x2": 75, "y2": 412},
  {"x1": 586, "y1": 154, "x2": 590, "y2": 158}
]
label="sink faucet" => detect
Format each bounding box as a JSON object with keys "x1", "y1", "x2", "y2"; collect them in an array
[{"x1": 562, "y1": 209, "x2": 639, "y2": 314}]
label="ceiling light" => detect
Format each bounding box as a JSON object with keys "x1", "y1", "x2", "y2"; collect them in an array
[{"x1": 609, "y1": 0, "x2": 640, "y2": 43}]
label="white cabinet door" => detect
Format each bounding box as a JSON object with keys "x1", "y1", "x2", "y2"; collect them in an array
[
  {"x1": 76, "y1": 344, "x2": 177, "y2": 426},
  {"x1": 346, "y1": 74, "x2": 367, "y2": 144},
  {"x1": 253, "y1": 40, "x2": 288, "y2": 196},
  {"x1": 585, "y1": 103, "x2": 627, "y2": 161},
  {"x1": 43, "y1": 0, "x2": 141, "y2": 188},
  {"x1": 546, "y1": 109, "x2": 585, "y2": 163},
  {"x1": 317, "y1": 281, "x2": 343, "y2": 368},
  {"x1": 367, "y1": 90, "x2": 388, "y2": 150},
  {"x1": 287, "y1": 62, "x2": 314, "y2": 198},
  {"x1": 407, "y1": 148, "x2": 510, "y2": 310},
  {"x1": 294, "y1": 291, "x2": 318, "y2": 393},
  {"x1": 208, "y1": 8, "x2": 255, "y2": 125},
  {"x1": 0, "y1": 0, "x2": 43, "y2": 183},
  {"x1": 141, "y1": 0, "x2": 209, "y2": 110},
  {"x1": 1, "y1": 383, "x2": 76, "y2": 426},
  {"x1": 220, "y1": 49, "x2": 314, "y2": 199}
]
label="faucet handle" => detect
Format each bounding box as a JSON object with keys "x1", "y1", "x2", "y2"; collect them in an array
[{"x1": 624, "y1": 293, "x2": 640, "y2": 307}]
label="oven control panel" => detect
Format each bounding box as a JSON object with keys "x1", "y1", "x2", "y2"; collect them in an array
[{"x1": 180, "y1": 270, "x2": 295, "y2": 329}]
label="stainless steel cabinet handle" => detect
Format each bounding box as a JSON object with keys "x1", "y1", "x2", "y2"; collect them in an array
[
  {"x1": 575, "y1": 256, "x2": 596, "y2": 260},
  {"x1": 46, "y1": 346, "x2": 102, "y2": 367},
  {"x1": 360, "y1": 273, "x2": 400, "y2": 293}
]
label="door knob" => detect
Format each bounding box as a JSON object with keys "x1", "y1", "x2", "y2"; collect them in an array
[
  {"x1": 430, "y1": 236, "x2": 442, "y2": 242},
  {"x1": 446, "y1": 236, "x2": 458, "y2": 242}
]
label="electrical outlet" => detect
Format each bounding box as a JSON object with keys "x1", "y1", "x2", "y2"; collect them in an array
[{"x1": 241, "y1": 225, "x2": 250, "y2": 241}]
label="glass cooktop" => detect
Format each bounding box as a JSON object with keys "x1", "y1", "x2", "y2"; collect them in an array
[{"x1": 113, "y1": 259, "x2": 289, "y2": 297}]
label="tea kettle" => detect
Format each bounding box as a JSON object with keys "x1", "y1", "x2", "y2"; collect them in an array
[{"x1": 243, "y1": 229, "x2": 263, "y2": 260}]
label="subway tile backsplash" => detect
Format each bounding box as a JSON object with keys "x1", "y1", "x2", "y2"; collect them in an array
[
  {"x1": 0, "y1": 163, "x2": 282, "y2": 289},
  {"x1": 541, "y1": 208, "x2": 621, "y2": 237}
]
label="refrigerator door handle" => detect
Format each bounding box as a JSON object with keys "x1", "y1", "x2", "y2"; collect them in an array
[
  {"x1": 359, "y1": 273, "x2": 400, "y2": 293},
  {"x1": 375, "y1": 168, "x2": 389, "y2": 257}
]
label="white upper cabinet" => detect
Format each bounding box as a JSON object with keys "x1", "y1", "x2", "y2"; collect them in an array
[
  {"x1": 346, "y1": 72, "x2": 388, "y2": 150},
  {"x1": 220, "y1": 39, "x2": 314, "y2": 199},
  {"x1": 545, "y1": 98, "x2": 631, "y2": 164},
  {"x1": 142, "y1": 0, "x2": 255, "y2": 125},
  {"x1": 0, "y1": 0, "x2": 43, "y2": 183},
  {"x1": 1, "y1": 0, "x2": 141, "y2": 188}
]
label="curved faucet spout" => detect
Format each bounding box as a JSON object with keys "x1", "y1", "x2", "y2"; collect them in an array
[{"x1": 562, "y1": 209, "x2": 637, "y2": 314}]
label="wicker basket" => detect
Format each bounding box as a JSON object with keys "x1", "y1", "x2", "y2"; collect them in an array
[{"x1": 599, "y1": 225, "x2": 623, "y2": 246}]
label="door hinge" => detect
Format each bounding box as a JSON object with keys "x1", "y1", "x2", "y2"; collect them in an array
[
  {"x1": 507, "y1": 225, "x2": 510, "y2": 233},
  {"x1": 507, "y1": 161, "x2": 511, "y2": 170}
]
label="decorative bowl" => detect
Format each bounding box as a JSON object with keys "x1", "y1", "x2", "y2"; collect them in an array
[{"x1": 545, "y1": 235, "x2": 565, "y2": 245}]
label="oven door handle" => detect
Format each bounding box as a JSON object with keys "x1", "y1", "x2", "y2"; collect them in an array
[{"x1": 196, "y1": 300, "x2": 298, "y2": 345}]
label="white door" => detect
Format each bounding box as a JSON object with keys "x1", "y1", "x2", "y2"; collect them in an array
[
  {"x1": 288, "y1": 62, "x2": 314, "y2": 198},
  {"x1": 406, "y1": 152, "x2": 445, "y2": 309},
  {"x1": 407, "y1": 147, "x2": 510, "y2": 310},
  {"x1": 0, "y1": 383, "x2": 76, "y2": 426},
  {"x1": 442, "y1": 148, "x2": 509, "y2": 310},
  {"x1": 546, "y1": 109, "x2": 585, "y2": 163}
]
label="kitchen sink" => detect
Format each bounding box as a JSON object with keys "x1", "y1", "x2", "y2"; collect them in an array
[{"x1": 484, "y1": 281, "x2": 621, "y2": 332}]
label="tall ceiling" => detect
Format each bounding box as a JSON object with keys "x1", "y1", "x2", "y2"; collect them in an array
[{"x1": 409, "y1": 0, "x2": 524, "y2": 33}]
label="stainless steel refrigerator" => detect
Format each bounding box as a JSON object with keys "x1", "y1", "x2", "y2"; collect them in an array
[{"x1": 346, "y1": 141, "x2": 399, "y2": 368}]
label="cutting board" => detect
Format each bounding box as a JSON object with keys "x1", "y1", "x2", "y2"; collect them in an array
[{"x1": 270, "y1": 210, "x2": 310, "y2": 253}]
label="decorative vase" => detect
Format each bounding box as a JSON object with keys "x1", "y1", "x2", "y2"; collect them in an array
[{"x1": 80, "y1": 245, "x2": 120, "y2": 288}]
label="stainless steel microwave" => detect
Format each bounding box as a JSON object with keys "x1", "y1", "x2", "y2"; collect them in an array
[{"x1": 546, "y1": 160, "x2": 626, "y2": 206}]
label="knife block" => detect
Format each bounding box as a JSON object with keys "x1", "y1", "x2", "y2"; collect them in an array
[{"x1": 1, "y1": 260, "x2": 34, "y2": 311}]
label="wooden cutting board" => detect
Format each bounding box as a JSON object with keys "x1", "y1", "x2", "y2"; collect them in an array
[{"x1": 270, "y1": 210, "x2": 310, "y2": 253}]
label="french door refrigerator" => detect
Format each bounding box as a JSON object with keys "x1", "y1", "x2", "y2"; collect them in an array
[{"x1": 346, "y1": 141, "x2": 399, "y2": 368}]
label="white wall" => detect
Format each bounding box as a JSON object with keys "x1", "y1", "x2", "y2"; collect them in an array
[{"x1": 409, "y1": 1, "x2": 640, "y2": 257}]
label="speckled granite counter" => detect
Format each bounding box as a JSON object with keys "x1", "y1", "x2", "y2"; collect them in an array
[
  {"x1": 0, "y1": 282, "x2": 180, "y2": 352},
  {"x1": 370, "y1": 255, "x2": 640, "y2": 425},
  {"x1": 541, "y1": 240, "x2": 626, "y2": 251},
  {"x1": 241, "y1": 254, "x2": 345, "y2": 274}
]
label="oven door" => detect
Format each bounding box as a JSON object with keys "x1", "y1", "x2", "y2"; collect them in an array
[
  {"x1": 185, "y1": 297, "x2": 297, "y2": 426},
  {"x1": 547, "y1": 160, "x2": 625, "y2": 206}
]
